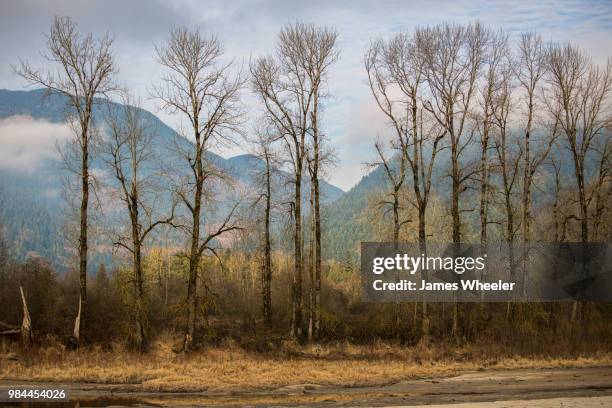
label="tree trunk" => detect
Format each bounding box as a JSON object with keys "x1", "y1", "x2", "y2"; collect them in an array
[
  {"x1": 313, "y1": 156, "x2": 322, "y2": 340},
  {"x1": 291, "y1": 164, "x2": 303, "y2": 339},
  {"x1": 393, "y1": 189, "x2": 400, "y2": 243},
  {"x1": 449, "y1": 113, "x2": 461, "y2": 344},
  {"x1": 129, "y1": 157, "x2": 147, "y2": 352},
  {"x1": 308, "y1": 176, "x2": 315, "y2": 341},
  {"x1": 450, "y1": 130, "x2": 461, "y2": 243},
  {"x1": 73, "y1": 293, "x2": 81, "y2": 342},
  {"x1": 184, "y1": 138, "x2": 204, "y2": 352},
  {"x1": 185, "y1": 212, "x2": 200, "y2": 352},
  {"x1": 571, "y1": 153, "x2": 588, "y2": 324},
  {"x1": 418, "y1": 207, "x2": 430, "y2": 341},
  {"x1": 480, "y1": 131, "x2": 489, "y2": 245},
  {"x1": 262, "y1": 154, "x2": 273, "y2": 327},
  {"x1": 20, "y1": 286, "x2": 32, "y2": 348},
  {"x1": 133, "y1": 240, "x2": 146, "y2": 352},
  {"x1": 522, "y1": 130, "x2": 531, "y2": 244},
  {"x1": 75, "y1": 121, "x2": 90, "y2": 346},
  {"x1": 410, "y1": 97, "x2": 430, "y2": 342},
  {"x1": 576, "y1": 166, "x2": 588, "y2": 243}
]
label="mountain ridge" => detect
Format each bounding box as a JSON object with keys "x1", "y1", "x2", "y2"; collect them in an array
[{"x1": 0, "y1": 88, "x2": 344, "y2": 269}]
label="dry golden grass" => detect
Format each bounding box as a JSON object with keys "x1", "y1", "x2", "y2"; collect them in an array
[{"x1": 1, "y1": 338, "x2": 611, "y2": 393}]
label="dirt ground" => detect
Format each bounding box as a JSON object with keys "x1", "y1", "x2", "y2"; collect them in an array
[
  {"x1": 398, "y1": 396, "x2": 612, "y2": 408},
  {"x1": 1, "y1": 366, "x2": 611, "y2": 407}
]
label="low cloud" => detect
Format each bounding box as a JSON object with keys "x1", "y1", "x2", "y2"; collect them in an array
[{"x1": 0, "y1": 115, "x2": 71, "y2": 172}]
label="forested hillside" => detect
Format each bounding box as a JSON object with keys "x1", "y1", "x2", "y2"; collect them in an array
[
  {"x1": 0, "y1": 89, "x2": 344, "y2": 269},
  {"x1": 1, "y1": 88, "x2": 599, "y2": 270}
]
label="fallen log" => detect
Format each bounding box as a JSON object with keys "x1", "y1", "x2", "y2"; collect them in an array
[
  {"x1": 0, "y1": 320, "x2": 20, "y2": 336},
  {"x1": 0, "y1": 320, "x2": 16, "y2": 329}
]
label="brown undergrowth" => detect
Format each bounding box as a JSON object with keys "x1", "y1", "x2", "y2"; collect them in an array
[
  {"x1": 1, "y1": 333, "x2": 611, "y2": 392},
  {"x1": 0, "y1": 336, "x2": 612, "y2": 391}
]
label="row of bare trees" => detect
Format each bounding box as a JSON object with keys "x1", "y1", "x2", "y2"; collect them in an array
[
  {"x1": 15, "y1": 17, "x2": 340, "y2": 349},
  {"x1": 366, "y1": 23, "x2": 611, "y2": 342},
  {"x1": 12, "y1": 16, "x2": 610, "y2": 350}
]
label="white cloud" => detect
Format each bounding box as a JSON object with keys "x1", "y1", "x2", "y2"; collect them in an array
[
  {"x1": 0, "y1": 115, "x2": 71, "y2": 172},
  {"x1": 326, "y1": 162, "x2": 372, "y2": 193}
]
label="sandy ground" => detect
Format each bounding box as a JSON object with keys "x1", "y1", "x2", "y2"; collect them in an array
[
  {"x1": 1, "y1": 366, "x2": 611, "y2": 406},
  {"x1": 394, "y1": 395, "x2": 612, "y2": 408}
]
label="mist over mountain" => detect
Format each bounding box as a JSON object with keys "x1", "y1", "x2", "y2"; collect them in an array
[{"x1": 0, "y1": 89, "x2": 344, "y2": 270}]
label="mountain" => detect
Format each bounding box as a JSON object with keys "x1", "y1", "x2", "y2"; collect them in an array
[
  {"x1": 1, "y1": 88, "x2": 588, "y2": 271},
  {"x1": 322, "y1": 132, "x2": 591, "y2": 263},
  {"x1": 226, "y1": 153, "x2": 344, "y2": 202},
  {"x1": 322, "y1": 160, "x2": 390, "y2": 262},
  {"x1": 0, "y1": 88, "x2": 344, "y2": 270}
]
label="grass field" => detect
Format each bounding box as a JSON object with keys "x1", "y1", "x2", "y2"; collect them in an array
[{"x1": 2, "y1": 336, "x2": 611, "y2": 392}]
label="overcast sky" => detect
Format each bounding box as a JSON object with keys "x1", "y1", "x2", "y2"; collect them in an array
[{"x1": 1, "y1": 0, "x2": 611, "y2": 190}]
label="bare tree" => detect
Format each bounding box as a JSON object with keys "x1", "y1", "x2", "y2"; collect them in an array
[
  {"x1": 14, "y1": 16, "x2": 117, "y2": 344},
  {"x1": 419, "y1": 23, "x2": 489, "y2": 246},
  {"x1": 101, "y1": 96, "x2": 175, "y2": 351},
  {"x1": 492, "y1": 72, "x2": 521, "y2": 248},
  {"x1": 590, "y1": 132, "x2": 612, "y2": 240},
  {"x1": 251, "y1": 23, "x2": 338, "y2": 339},
  {"x1": 154, "y1": 27, "x2": 244, "y2": 351},
  {"x1": 546, "y1": 44, "x2": 612, "y2": 323},
  {"x1": 306, "y1": 150, "x2": 317, "y2": 340},
  {"x1": 249, "y1": 127, "x2": 279, "y2": 327},
  {"x1": 367, "y1": 140, "x2": 409, "y2": 243},
  {"x1": 304, "y1": 28, "x2": 339, "y2": 341},
  {"x1": 514, "y1": 33, "x2": 551, "y2": 244},
  {"x1": 365, "y1": 33, "x2": 448, "y2": 339},
  {"x1": 418, "y1": 22, "x2": 490, "y2": 341},
  {"x1": 477, "y1": 30, "x2": 508, "y2": 245},
  {"x1": 364, "y1": 40, "x2": 409, "y2": 244},
  {"x1": 366, "y1": 35, "x2": 446, "y2": 245},
  {"x1": 549, "y1": 156, "x2": 565, "y2": 242},
  {"x1": 546, "y1": 44, "x2": 612, "y2": 244},
  {"x1": 489, "y1": 65, "x2": 527, "y2": 318}
]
